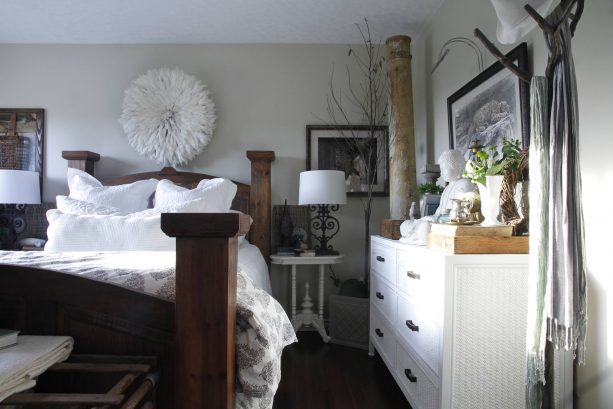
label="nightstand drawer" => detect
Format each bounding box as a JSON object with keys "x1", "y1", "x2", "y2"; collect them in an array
[
  {"x1": 396, "y1": 342, "x2": 440, "y2": 409},
  {"x1": 370, "y1": 272, "x2": 397, "y2": 325},
  {"x1": 396, "y1": 293, "x2": 441, "y2": 376},
  {"x1": 370, "y1": 242, "x2": 396, "y2": 285},
  {"x1": 370, "y1": 308, "x2": 395, "y2": 368}
]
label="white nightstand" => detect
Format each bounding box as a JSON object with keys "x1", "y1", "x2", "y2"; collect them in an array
[{"x1": 270, "y1": 254, "x2": 344, "y2": 342}]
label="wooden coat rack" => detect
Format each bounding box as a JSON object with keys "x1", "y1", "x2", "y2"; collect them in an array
[{"x1": 474, "y1": 0, "x2": 584, "y2": 82}]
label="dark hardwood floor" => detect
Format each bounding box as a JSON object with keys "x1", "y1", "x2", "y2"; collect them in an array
[{"x1": 273, "y1": 332, "x2": 411, "y2": 409}]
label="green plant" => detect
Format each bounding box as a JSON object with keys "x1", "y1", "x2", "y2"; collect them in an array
[
  {"x1": 417, "y1": 182, "x2": 444, "y2": 195},
  {"x1": 464, "y1": 137, "x2": 522, "y2": 186}
]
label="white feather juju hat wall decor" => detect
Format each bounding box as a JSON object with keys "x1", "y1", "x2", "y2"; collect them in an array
[{"x1": 119, "y1": 67, "x2": 216, "y2": 167}]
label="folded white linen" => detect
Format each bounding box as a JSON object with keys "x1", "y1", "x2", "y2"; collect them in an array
[{"x1": 0, "y1": 335, "x2": 74, "y2": 402}]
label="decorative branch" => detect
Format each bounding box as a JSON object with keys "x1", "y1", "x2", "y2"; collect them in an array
[
  {"x1": 525, "y1": 0, "x2": 581, "y2": 36},
  {"x1": 324, "y1": 19, "x2": 389, "y2": 283},
  {"x1": 570, "y1": 0, "x2": 584, "y2": 36},
  {"x1": 524, "y1": 4, "x2": 556, "y2": 34},
  {"x1": 473, "y1": 28, "x2": 532, "y2": 83},
  {"x1": 524, "y1": 0, "x2": 583, "y2": 78}
]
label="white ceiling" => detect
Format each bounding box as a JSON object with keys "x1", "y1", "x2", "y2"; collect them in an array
[{"x1": 0, "y1": 0, "x2": 444, "y2": 44}]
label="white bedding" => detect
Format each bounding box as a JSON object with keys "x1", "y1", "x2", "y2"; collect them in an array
[{"x1": 0, "y1": 243, "x2": 293, "y2": 408}]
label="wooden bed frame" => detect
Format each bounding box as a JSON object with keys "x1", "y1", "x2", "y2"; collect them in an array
[{"x1": 0, "y1": 150, "x2": 275, "y2": 409}]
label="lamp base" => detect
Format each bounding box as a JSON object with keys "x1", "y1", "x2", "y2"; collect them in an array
[
  {"x1": 315, "y1": 248, "x2": 339, "y2": 256},
  {"x1": 0, "y1": 206, "x2": 25, "y2": 250}
]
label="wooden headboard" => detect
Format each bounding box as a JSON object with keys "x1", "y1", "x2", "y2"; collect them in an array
[{"x1": 61, "y1": 150, "x2": 275, "y2": 260}]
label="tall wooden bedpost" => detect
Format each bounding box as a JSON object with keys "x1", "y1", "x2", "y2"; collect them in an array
[
  {"x1": 61, "y1": 151, "x2": 100, "y2": 176},
  {"x1": 162, "y1": 213, "x2": 251, "y2": 409},
  {"x1": 246, "y1": 151, "x2": 275, "y2": 261}
]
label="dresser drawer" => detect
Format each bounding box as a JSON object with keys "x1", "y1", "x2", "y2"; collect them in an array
[
  {"x1": 396, "y1": 251, "x2": 443, "y2": 305},
  {"x1": 370, "y1": 242, "x2": 396, "y2": 285},
  {"x1": 396, "y1": 342, "x2": 440, "y2": 409},
  {"x1": 396, "y1": 294, "x2": 441, "y2": 376},
  {"x1": 370, "y1": 308, "x2": 395, "y2": 368},
  {"x1": 370, "y1": 272, "x2": 397, "y2": 325}
]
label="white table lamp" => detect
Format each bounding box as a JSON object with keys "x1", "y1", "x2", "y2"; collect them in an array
[
  {"x1": 0, "y1": 170, "x2": 41, "y2": 204},
  {"x1": 0, "y1": 170, "x2": 41, "y2": 250},
  {"x1": 299, "y1": 170, "x2": 347, "y2": 255}
]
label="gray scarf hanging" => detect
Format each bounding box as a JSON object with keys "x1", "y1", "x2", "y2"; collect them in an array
[
  {"x1": 526, "y1": 3, "x2": 588, "y2": 409},
  {"x1": 543, "y1": 1, "x2": 587, "y2": 364}
]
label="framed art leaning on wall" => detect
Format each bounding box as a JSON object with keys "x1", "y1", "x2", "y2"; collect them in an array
[
  {"x1": 447, "y1": 43, "x2": 529, "y2": 154},
  {"x1": 0, "y1": 108, "x2": 44, "y2": 183},
  {"x1": 306, "y1": 125, "x2": 389, "y2": 196}
]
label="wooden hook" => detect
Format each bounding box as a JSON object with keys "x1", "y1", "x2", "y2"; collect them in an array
[{"x1": 473, "y1": 29, "x2": 532, "y2": 83}]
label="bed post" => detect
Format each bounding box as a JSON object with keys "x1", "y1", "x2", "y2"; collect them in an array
[
  {"x1": 246, "y1": 151, "x2": 275, "y2": 261},
  {"x1": 61, "y1": 151, "x2": 100, "y2": 176},
  {"x1": 161, "y1": 212, "x2": 250, "y2": 409}
]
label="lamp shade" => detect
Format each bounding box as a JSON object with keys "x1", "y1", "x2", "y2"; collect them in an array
[
  {"x1": 0, "y1": 170, "x2": 41, "y2": 204},
  {"x1": 298, "y1": 170, "x2": 347, "y2": 205}
]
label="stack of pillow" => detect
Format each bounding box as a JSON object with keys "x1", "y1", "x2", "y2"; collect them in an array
[{"x1": 45, "y1": 169, "x2": 240, "y2": 251}]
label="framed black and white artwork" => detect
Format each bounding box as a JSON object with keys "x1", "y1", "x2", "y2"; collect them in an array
[
  {"x1": 306, "y1": 125, "x2": 388, "y2": 196},
  {"x1": 447, "y1": 43, "x2": 529, "y2": 155}
]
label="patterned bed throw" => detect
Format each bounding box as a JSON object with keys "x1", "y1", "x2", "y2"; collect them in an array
[{"x1": 0, "y1": 251, "x2": 297, "y2": 409}]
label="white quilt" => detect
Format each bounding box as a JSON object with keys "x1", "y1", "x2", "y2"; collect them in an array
[{"x1": 0, "y1": 248, "x2": 295, "y2": 409}]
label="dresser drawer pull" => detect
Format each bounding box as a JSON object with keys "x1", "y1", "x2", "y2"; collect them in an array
[
  {"x1": 376, "y1": 255, "x2": 385, "y2": 262},
  {"x1": 375, "y1": 292, "x2": 385, "y2": 300},
  {"x1": 405, "y1": 320, "x2": 419, "y2": 332},
  {"x1": 375, "y1": 328, "x2": 384, "y2": 338},
  {"x1": 406, "y1": 270, "x2": 421, "y2": 280},
  {"x1": 404, "y1": 369, "x2": 417, "y2": 383}
]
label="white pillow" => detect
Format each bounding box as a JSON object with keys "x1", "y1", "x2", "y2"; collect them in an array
[
  {"x1": 45, "y1": 209, "x2": 174, "y2": 252},
  {"x1": 67, "y1": 168, "x2": 158, "y2": 213},
  {"x1": 154, "y1": 178, "x2": 237, "y2": 213},
  {"x1": 56, "y1": 195, "x2": 125, "y2": 216}
]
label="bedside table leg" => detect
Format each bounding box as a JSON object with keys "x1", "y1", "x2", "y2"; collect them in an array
[
  {"x1": 318, "y1": 264, "x2": 325, "y2": 321},
  {"x1": 291, "y1": 265, "x2": 297, "y2": 322}
]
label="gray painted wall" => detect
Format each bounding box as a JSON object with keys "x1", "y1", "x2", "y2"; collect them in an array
[{"x1": 0, "y1": 43, "x2": 390, "y2": 307}]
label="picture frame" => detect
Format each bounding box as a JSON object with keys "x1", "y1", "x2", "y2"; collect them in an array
[
  {"x1": 0, "y1": 108, "x2": 45, "y2": 191},
  {"x1": 0, "y1": 108, "x2": 45, "y2": 250},
  {"x1": 306, "y1": 125, "x2": 389, "y2": 196},
  {"x1": 447, "y1": 43, "x2": 529, "y2": 154},
  {"x1": 421, "y1": 194, "x2": 441, "y2": 217}
]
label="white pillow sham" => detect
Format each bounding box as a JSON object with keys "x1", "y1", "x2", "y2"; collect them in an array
[
  {"x1": 67, "y1": 168, "x2": 158, "y2": 213},
  {"x1": 45, "y1": 209, "x2": 173, "y2": 252},
  {"x1": 154, "y1": 178, "x2": 237, "y2": 213},
  {"x1": 56, "y1": 195, "x2": 125, "y2": 216}
]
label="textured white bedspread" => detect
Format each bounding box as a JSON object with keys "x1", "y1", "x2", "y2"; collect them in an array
[{"x1": 0, "y1": 246, "x2": 295, "y2": 409}]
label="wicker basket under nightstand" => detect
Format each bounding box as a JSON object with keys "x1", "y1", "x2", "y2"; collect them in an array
[{"x1": 329, "y1": 294, "x2": 369, "y2": 350}]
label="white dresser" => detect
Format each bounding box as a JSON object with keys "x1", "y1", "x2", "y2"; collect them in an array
[{"x1": 369, "y1": 235, "x2": 530, "y2": 409}]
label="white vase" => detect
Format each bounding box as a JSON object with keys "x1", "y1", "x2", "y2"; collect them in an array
[{"x1": 478, "y1": 175, "x2": 505, "y2": 226}]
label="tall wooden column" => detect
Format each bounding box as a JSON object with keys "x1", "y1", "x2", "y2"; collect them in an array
[{"x1": 386, "y1": 35, "x2": 417, "y2": 220}]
